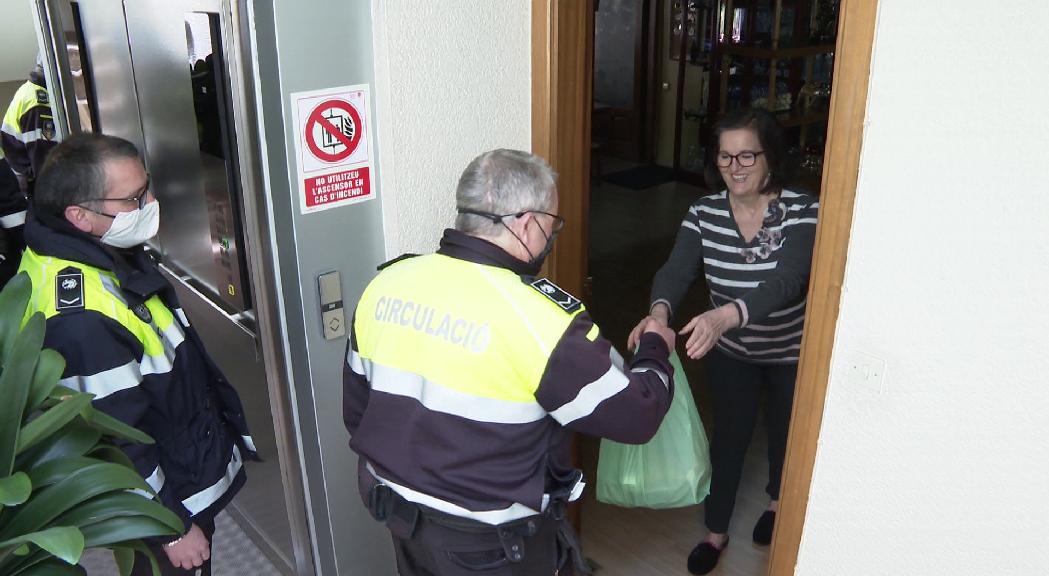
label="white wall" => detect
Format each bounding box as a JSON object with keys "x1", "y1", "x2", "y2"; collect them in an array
[
  {"x1": 371, "y1": 0, "x2": 532, "y2": 257},
  {"x1": 799, "y1": 2, "x2": 1049, "y2": 575},
  {"x1": 0, "y1": 0, "x2": 38, "y2": 82}
]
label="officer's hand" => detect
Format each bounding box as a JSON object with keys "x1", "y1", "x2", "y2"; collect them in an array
[
  {"x1": 641, "y1": 317, "x2": 676, "y2": 353},
  {"x1": 627, "y1": 316, "x2": 653, "y2": 351},
  {"x1": 163, "y1": 523, "x2": 210, "y2": 569}
]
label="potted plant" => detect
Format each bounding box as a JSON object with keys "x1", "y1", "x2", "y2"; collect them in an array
[{"x1": 0, "y1": 273, "x2": 183, "y2": 575}]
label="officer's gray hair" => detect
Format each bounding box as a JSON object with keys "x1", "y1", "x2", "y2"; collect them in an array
[{"x1": 454, "y1": 149, "x2": 557, "y2": 237}]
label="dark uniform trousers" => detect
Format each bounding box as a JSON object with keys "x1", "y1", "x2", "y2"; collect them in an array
[{"x1": 369, "y1": 484, "x2": 588, "y2": 576}]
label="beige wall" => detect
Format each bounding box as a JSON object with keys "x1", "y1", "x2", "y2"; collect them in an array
[
  {"x1": 798, "y1": 1, "x2": 1049, "y2": 574},
  {"x1": 0, "y1": 0, "x2": 39, "y2": 83},
  {"x1": 371, "y1": 0, "x2": 532, "y2": 258}
]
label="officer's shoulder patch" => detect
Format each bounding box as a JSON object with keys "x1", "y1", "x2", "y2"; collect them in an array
[
  {"x1": 529, "y1": 278, "x2": 582, "y2": 313},
  {"x1": 55, "y1": 267, "x2": 84, "y2": 312},
  {"x1": 377, "y1": 253, "x2": 419, "y2": 271},
  {"x1": 35, "y1": 89, "x2": 49, "y2": 105}
]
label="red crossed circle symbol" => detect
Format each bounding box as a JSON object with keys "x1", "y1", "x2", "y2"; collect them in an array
[{"x1": 305, "y1": 99, "x2": 363, "y2": 163}]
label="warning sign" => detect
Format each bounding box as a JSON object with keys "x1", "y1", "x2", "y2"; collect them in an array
[
  {"x1": 303, "y1": 167, "x2": 371, "y2": 209},
  {"x1": 291, "y1": 85, "x2": 375, "y2": 213}
]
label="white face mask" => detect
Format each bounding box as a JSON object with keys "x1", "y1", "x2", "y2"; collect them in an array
[{"x1": 100, "y1": 201, "x2": 160, "y2": 248}]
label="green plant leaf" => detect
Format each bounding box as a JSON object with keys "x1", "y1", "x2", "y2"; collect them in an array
[
  {"x1": 16, "y1": 418, "x2": 101, "y2": 473},
  {"x1": 79, "y1": 515, "x2": 175, "y2": 548},
  {"x1": 0, "y1": 526, "x2": 84, "y2": 566},
  {"x1": 0, "y1": 313, "x2": 45, "y2": 477},
  {"x1": 0, "y1": 462, "x2": 151, "y2": 540},
  {"x1": 17, "y1": 395, "x2": 93, "y2": 455},
  {"x1": 0, "y1": 273, "x2": 32, "y2": 362},
  {"x1": 112, "y1": 545, "x2": 135, "y2": 576},
  {"x1": 79, "y1": 407, "x2": 153, "y2": 445},
  {"x1": 0, "y1": 472, "x2": 31, "y2": 507},
  {"x1": 25, "y1": 350, "x2": 65, "y2": 414},
  {"x1": 25, "y1": 457, "x2": 101, "y2": 491},
  {"x1": 111, "y1": 540, "x2": 160, "y2": 576},
  {"x1": 86, "y1": 445, "x2": 136, "y2": 470},
  {"x1": 55, "y1": 493, "x2": 182, "y2": 534},
  {"x1": 15, "y1": 557, "x2": 87, "y2": 575}
]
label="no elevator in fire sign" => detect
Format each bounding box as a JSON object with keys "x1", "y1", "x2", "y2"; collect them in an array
[{"x1": 292, "y1": 85, "x2": 375, "y2": 214}]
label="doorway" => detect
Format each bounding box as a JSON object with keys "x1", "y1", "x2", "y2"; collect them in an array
[{"x1": 533, "y1": 0, "x2": 879, "y2": 574}]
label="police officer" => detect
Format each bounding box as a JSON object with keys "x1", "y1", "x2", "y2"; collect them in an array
[
  {"x1": 0, "y1": 55, "x2": 54, "y2": 286},
  {"x1": 344, "y1": 149, "x2": 678, "y2": 575},
  {"x1": 1, "y1": 54, "x2": 58, "y2": 196},
  {"x1": 0, "y1": 150, "x2": 25, "y2": 285},
  {"x1": 18, "y1": 133, "x2": 256, "y2": 575}
]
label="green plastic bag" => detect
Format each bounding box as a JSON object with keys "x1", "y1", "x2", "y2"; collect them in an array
[{"x1": 596, "y1": 351, "x2": 711, "y2": 508}]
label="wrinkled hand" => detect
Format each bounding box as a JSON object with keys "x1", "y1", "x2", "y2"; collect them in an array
[
  {"x1": 642, "y1": 317, "x2": 676, "y2": 353},
  {"x1": 679, "y1": 305, "x2": 740, "y2": 360},
  {"x1": 627, "y1": 303, "x2": 672, "y2": 351},
  {"x1": 163, "y1": 523, "x2": 210, "y2": 570},
  {"x1": 627, "y1": 315, "x2": 676, "y2": 353}
]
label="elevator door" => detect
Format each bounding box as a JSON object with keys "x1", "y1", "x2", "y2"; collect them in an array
[{"x1": 35, "y1": 0, "x2": 300, "y2": 572}]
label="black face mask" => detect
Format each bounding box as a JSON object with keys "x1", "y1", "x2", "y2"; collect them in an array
[
  {"x1": 457, "y1": 207, "x2": 565, "y2": 268},
  {"x1": 529, "y1": 219, "x2": 560, "y2": 268}
]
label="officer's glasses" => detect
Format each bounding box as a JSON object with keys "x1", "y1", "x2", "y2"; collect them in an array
[
  {"x1": 458, "y1": 208, "x2": 565, "y2": 233},
  {"x1": 81, "y1": 175, "x2": 152, "y2": 210}
]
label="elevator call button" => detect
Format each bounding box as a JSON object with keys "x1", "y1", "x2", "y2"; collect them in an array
[{"x1": 318, "y1": 271, "x2": 346, "y2": 340}]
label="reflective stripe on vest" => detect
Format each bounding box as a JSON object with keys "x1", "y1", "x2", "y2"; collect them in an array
[
  {"x1": 355, "y1": 254, "x2": 583, "y2": 423},
  {"x1": 19, "y1": 247, "x2": 186, "y2": 398},
  {"x1": 1, "y1": 81, "x2": 48, "y2": 142}
]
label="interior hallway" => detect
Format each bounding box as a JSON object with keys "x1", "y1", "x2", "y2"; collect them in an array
[{"x1": 579, "y1": 159, "x2": 775, "y2": 576}]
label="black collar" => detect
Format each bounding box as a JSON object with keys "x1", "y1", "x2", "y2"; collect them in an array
[
  {"x1": 29, "y1": 67, "x2": 46, "y2": 88},
  {"x1": 437, "y1": 229, "x2": 540, "y2": 278},
  {"x1": 24, "y1": 208, "x2": 169, "y2": 307}
]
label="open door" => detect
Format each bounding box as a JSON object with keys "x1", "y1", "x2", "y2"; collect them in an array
[{"x1": 533, "y1": 0, "x2": 879, "y2": 574}]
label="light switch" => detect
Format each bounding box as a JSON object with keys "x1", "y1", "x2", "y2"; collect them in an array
[{"x1": 318, "y1": 271, "x2": 345, "y2": 340}]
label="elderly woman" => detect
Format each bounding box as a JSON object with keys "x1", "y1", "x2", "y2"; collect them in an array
[{"x1": 627, "y1": 108, "x2": 819, "y2": 575}]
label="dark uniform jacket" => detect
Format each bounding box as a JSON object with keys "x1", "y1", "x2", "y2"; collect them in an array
[
  {"x1": 18, "y1": 209, "x2": 255, "y2": 534},
  {"x1": 344, "y1": 229, "x2": 674, "y2": 525},
  {"x1": 1, "y1": 68, "x2": 57, "y2": 191}
]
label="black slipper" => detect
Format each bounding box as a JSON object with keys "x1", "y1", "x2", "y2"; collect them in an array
[
  {"x1": 687, "y1": 538, "x2": 728, "y2": 575},
  {"x1": 752, "y1": 510, "x2": 776, "y2": 545}
]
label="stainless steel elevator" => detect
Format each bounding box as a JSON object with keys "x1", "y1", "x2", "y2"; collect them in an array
[{"x1": 33, "y1": 0, "x2": 395, "y2": 574}]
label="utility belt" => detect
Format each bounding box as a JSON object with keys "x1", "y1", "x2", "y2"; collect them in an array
[{"x1": 365, "y1": 482, "x2": 591, "y2": 574}]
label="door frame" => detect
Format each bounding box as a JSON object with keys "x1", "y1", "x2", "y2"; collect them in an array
[{"x1": 532, "y1": 1, "x2": 880, "y2": 574}]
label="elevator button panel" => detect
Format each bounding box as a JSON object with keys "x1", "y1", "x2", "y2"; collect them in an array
[{"x1": 318, "y1": 271, "x2": 345, "y2": 340}]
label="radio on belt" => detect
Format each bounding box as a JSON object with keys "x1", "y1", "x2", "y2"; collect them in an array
[{"x1": 317, "y1": 271, "x2": 346, "y2": 340}]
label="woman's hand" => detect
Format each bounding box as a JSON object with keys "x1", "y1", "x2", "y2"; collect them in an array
[{"x1": 679, "y1": 304, "x2": 741, "y2": 359}]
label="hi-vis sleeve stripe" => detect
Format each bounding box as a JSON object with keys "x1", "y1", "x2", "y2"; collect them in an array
[
  {"x1": 130, "y1": 464, "x2": 166, "y2": 499},
  {"x1": 548, "y1": 365, "x2": 630, "y2": 425},
  {"x1": 362, "y1": 354, "x2": 548, "y2": 424},
  {"x1": 348, "y1": 347, "x2": 368, "y2": 376},
  {"x1": 367, "y1": 462, "x2": 544, "y2": 525},
  {"x1": 0, "y1": 211, "x2": 26, "y2": 228},
  {"x1": 61, "y1": 323, "x2": 185, "y2": 399},
  {"x1": 630, "y1": 366, "x2": 669, "y2": 389},
  {"x1": 182, "y1": 445, "x2": 242, "y2": 515}
]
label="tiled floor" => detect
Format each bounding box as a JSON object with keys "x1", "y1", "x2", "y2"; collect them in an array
[{"x1": 80, "y1": 512, "x2": 283, "y2": 576}]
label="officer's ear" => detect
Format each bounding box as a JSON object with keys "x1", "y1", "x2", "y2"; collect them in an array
[{"x1": 64, "y1": 205, "x2": 95, "y2": 234}]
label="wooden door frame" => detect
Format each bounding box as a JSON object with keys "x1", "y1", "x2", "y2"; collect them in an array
[{"x1": 533, "y1": 0, "x2": 879, "y2": 574}]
